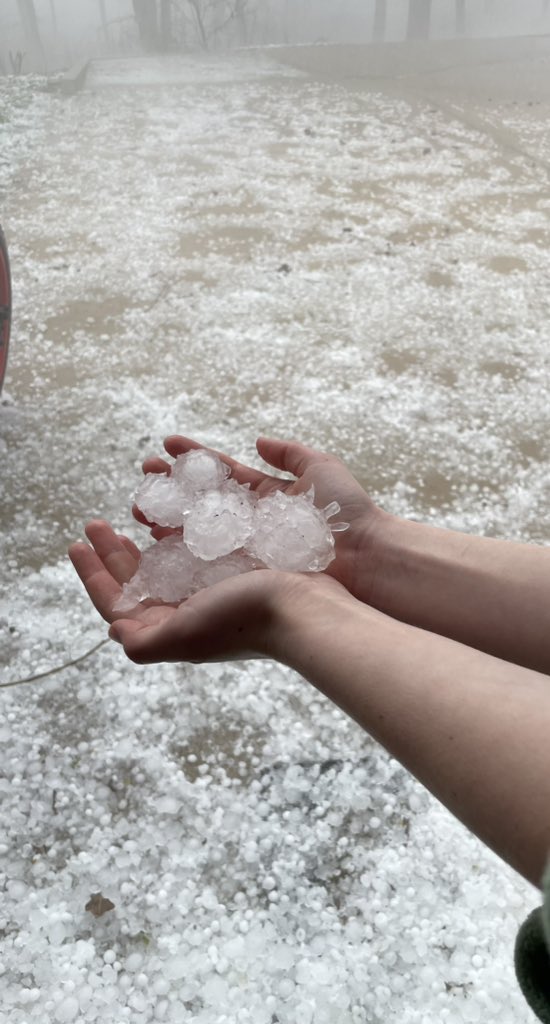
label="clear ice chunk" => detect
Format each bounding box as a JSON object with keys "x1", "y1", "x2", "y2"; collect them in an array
[
  {"x1": 194, "y1": 551, "x2": 257, "y2": 589},
  {"x1": 114, "y1": 534, "x2": 201, "y2": 610},
  {"x1": 134, "y1": 473, "x2": 184, "y2": 528},
  {"x1": 172, "y1": 449, "x2": 230, "y2": 493},
  {"x1": 248, "y1": 490, "x2": 335, "y2": 572},
  {"x1": 323, "y1": 501, "x2": 341, "y2": 520},
  {"x1": 184, "y1": 487, "x2": 256, "y2": 561}
]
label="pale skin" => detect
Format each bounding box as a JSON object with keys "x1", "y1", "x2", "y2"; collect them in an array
[{"x1": 69, "y1": 435, "x2": 550, "y2": 888}]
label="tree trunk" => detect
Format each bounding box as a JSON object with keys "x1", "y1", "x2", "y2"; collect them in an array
[
  {"x1": 133, "y1": 0, "x2": 159, "y2": 51},
  {"x1": 188, "y1": 0, "x2": 208, "y2": 49},
  {"x1": 234, "y1": 0, "x2": 249, "y2": 45},
  {"x1": 282, "y1": 0, "x2": 290, "y2": 44},
  {"x1": 17, "y1": 0, "x2": 45, "y2": 66},
  {"x1": 455, "y1": 0, "x2": 466, "y2": 35},
  {"x1": 406, "y1": 0, "x2": 431, "y2": 39},
  {"x1": 160, "y1": 0, "x2": 173, "y2": 49},
  {"x1": 373, "y1": 0, "x2": 386, "y2": 42},
  {"x1": 98, "y1": 0, "x2": 108, "y2": 43},
  {"x1": 49, "y1": 0, "x2": 58, "y2": 35}
]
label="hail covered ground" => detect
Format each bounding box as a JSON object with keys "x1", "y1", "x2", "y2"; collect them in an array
[{"x1": 2, "y1": 37, "x2": 550, "y2": 1024}]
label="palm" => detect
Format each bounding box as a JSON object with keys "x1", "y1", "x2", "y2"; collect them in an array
[{"x1": 69, "y1": 521, "x2": 342, "y2": 664}]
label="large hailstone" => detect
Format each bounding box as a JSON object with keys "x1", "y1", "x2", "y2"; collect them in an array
[
  {"x1": 133, "y1": 473, "x2": 185, "y2": 529},
  {"x1": 248, "y1": 489, "x2": 336, "y2": 572},
  {"x1": 115, "y1": 534, "x2": 201, "y2": 610},
  {"x1": 172, "y1": 448, "x2": 230, "y2": 492},
  {"x1": 184, "y1": 482, "x2": 257, "y2": 561}
]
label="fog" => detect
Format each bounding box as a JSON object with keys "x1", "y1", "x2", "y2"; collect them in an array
[{"x1": 1, "y1": 0, "x2": 550, "y2": 75}]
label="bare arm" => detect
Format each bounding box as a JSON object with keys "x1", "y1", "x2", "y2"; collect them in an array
[
  {"x1": 148, "y1": 435, "x2": 550, "y2": 675},
  {"x1": 367, "y1": 515, "x2": 550, "y2": 675},
  {"x1": 70, "y1": 522, "x2": 550, "y2": 888},
  {"x1": 270, "y1": 580, "x2": 550, "y2": 888}
]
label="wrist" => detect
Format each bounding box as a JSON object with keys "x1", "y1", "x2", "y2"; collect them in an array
[
  {"x1": 265, "y1": 573, "x2": 366, "y2": 668},
  {"x1": 349, "y1": 507, "x2": 401, "y2": 606}
]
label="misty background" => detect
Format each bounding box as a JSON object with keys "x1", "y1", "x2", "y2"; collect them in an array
[{"x1": 2, "y1": 0, "x2": 550, "y2": 76}]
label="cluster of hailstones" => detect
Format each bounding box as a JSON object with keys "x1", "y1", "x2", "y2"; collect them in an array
[{"x1": 115, "y1": 449, "x2": 349, "y2": 611}]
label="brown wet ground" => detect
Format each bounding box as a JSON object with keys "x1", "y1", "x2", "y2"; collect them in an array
[{"x1": 2, "y1": 37, "x2": 550, "y2": 589}]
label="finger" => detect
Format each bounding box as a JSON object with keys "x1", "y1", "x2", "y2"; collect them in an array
[
  {"x1": 163, "y1": 434, "x2": 272, "y2": 490},
  {"x1": 109, "y1": 607, "x2": 181, "y2": 662},
  {"x1": 132, "y1": 503, "x2": 155, "y2": 526},
  {"x1": 256, "y1": 437, "x2": 334, "y2": 478},
  {"x1": 118, "y1": 534, "x2": 141, "y2": 561},
  {"x1": 131, "y1": 506, "x2": 181, "y2": 532},
  {"x1": 69, "y1": 541, "x2": 123, "y2": 623},
  {"x1": 109, "y1": 618, "x2": 143, "y2": 645},
  {"x1": 142, "y1": 456, "x2": 171, "y2": 475},
  {"x1": 163, "y1": 435, "x2": 203, "y2": 458},
  {"x1": 84, "y1": 520, "x2": 139, "y2": 585},
  {"x1": 150, "y1": 525, "x2": 179, "y2": 541}
]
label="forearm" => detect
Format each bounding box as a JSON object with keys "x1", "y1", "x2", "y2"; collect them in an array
[
  {"x1": 364, "y1": 513, "x2": 550, "y2": 674},
  {"x1": 272, "y1": 584, "x2": 550, "y2": 886}
]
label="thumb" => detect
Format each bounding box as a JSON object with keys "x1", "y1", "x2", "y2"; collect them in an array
[
  {"x1": 109, "y1": 614, "x2": 160, "y2": 663},
  {"x1": 256, "y1": 437, "x2": 332, "y2": 478},
  {"x1": 109, "y1": 608, "x2": 193, "y2": 664},
  {"x1": 109, "y1": 618, "x2": 164, "y2": 664},
  {"x1": 109, "y1": 618, "x2": 145, "y2": 646}
]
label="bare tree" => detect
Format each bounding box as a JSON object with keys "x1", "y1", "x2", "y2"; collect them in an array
[
  {"x1": 373, "y1": 0, "x2": 387, "y2": 42},
  {"x1": 187, "y1": 0, "x2": 208, "y2": 48},
  {"x1": 10, "y1": 50, "x2": 25, "y2": 74},
  {"x1": 133, "y1": 0, "x2": 159, "y2": 50},
  {"x1": 160, "y1": 0, "x2": 174, "y2": 49},
  {"x1": 49, "y1": 0, "x2": 58, "y2": 35},
  {"x1": 98, "y1": 0, "x2": 109, "y2": 43},
  {"x1": 406, "y1": 0, "x2": 431, "y2": 39},
  {"x1": 234, "y1": 0, "x2": 251, "y2": 44},
  {"x1": 17, "y1": 0, "x2": 45, "y2": 67},
  {"x1": 171, "y1": 0, "x2": 255, "y2": 51}
]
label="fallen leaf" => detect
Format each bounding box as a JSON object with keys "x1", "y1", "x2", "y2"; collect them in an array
[{"x1": 85, "y1": 893, "x2": 115, "y2": 917}]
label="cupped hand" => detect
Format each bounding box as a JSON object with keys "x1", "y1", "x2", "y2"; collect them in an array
[
  {"x1": 69, "y1": 519, "x2": 341, "y2": 665},
  {"x1": 136, "y1": 435, "x2": 387, "y2": 602}
]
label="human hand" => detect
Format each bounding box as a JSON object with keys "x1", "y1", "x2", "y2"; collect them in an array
[
  {"x1": 135, "y1": 435, "x2": 388, "y2": 602},
  {"x1": 69, "y1": 519, "x2": 342, "y2": 664}
]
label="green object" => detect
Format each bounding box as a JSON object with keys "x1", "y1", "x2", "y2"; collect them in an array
[{"x1": 515, "y1": 862, "x2": 550, "y2": 1023}]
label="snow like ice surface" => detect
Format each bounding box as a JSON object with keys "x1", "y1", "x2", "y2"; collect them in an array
[
  {"x1": 172, "y1": 448, "x2": 230, "y2": 493},
  {"x1": 115, "y1": 534, "x2": 201, "y2": 609},
  {"x1": 1, "y1": 46, "x2": 547, "y2": 1024},
  {"x1": 119, "y1": 451, "x2": 339, "y2": 607},
  {"x1": 132, "y1": 473, "x2": 186, "y2": 528},
  {"x1": 249, "y1": 489, "x2": 336, "y2": 571},
  {"x1": 135, "y1": 449, "x2": 232, "y2": 528},
  {"x1": 183, "y1": 484, "x2": 257, "y2": 561}
]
